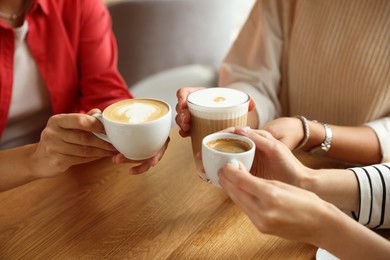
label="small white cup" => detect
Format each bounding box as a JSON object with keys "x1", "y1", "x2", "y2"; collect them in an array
[
  {"x1": 187, "y1": 87, "x2": 250, "y2": 182},
  {"x1": 92, "y1": 98, "x2": 171, "y2": 160},
  {"x1": 202, "y1": 132, "x2": 255, "y2": 188}
]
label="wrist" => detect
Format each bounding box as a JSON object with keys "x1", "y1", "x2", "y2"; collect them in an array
[
  {"x1": 310, "y1": 201, "x2": 347, "y2": 249},
  {"x1": 0, "y1": 144, "x2": 40, "y2": 191},
  {"x1": 297, "y1": 167, "x2": 318, "y2": 191},
  {"x1": 25, "y1": 143, "x2": 44, "y2": 180}
]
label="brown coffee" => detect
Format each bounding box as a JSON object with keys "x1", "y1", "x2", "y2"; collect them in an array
[
  {"x1": 207, "y1": 138, "x2": 251, "y2": 153},
  {"x1": 191, "y1": 114, "x2": 248, "y2": 172},
  {"x1": 104, "y1": 99, "x2": 169, "y2": 124}
]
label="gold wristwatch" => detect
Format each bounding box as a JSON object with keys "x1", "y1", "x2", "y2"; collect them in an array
[{"x1": 309, "y1": 122, "x2": 333, "y2": 156}]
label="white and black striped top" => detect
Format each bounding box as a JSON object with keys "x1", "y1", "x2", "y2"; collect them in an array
[{"x1": 350, "y1": 163, "x2": 390, "y2": 228}]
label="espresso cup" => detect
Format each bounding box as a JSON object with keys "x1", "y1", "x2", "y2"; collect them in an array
[
  {"x1": 92, "y1": 98, "x2": 171, "y2": 160},
  {"x1": 202, "y1": 133, "x2": 255, "y2": 188},
  {"x1": 187, "y1": 88, "x2": 250, "y2": 182}
]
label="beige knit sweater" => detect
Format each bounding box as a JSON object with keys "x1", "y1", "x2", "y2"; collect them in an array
[{"x1": 220, "y1": 0, "x2": 390, "y2": 161}]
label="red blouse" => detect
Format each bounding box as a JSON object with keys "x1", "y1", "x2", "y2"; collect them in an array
[{"x1": 0, "y1": 0, "x2": 132, "y2": 138}]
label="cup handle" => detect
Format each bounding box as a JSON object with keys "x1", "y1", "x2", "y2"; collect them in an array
[
  {"x1": 91, "y1": 113, "x2": 111, "y2": 143},
  {"x1": 228, "y1": 159, "x2": 240, "y2": 169}
]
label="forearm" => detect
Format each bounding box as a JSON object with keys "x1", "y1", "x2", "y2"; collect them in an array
[
  {"x1": 302, "y1": 122, "x2": 381, "y2": 164},
  {"x1": 0, "y1": 144, "x2": 39, "y2": 191},
  {"x1": 301, "y1": 168, "x2": 360, "y2": 212},
  {"x1": 319, "y1": 206, "x2": 390, "y2": 260}
]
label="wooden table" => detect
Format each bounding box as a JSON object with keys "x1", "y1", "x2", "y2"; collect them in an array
[{"x1": 0, "y1": 128, "x2": 317, "y2": 259}]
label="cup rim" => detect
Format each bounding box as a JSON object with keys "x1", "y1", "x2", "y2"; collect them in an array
[
  {"x1": 202, "y1": 132, "x2": 255, "y2": 155},
  {"x1": 102, "y1": 98, "x2": 171, "y2": 125},
  {"x1": 187, "y1": 88, "x2": 250, "y2": 110}
]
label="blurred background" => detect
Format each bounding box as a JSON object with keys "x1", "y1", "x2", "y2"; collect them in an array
[{"x1": 104, "y1": 0, "x2": 255, "y2": 126}]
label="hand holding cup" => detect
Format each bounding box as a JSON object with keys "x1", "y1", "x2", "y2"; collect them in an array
[
  {"x1": 92, "y1": 98, "x2": 171, "y2": 161},
  {"x1": 202, "y1": 132, "x2": 255, "y2": 188}
]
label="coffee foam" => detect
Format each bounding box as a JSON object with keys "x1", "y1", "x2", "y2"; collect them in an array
[
  {"x1": 187, "y1": 88, "x2": 249, "y2": 120},
  {"x1": 106, "y1": 99, "x2": 168, "y2": 124},
  {"x1": 116, "y1": 103, "x2": 159, "y2": 123},
  {"x1": 188, "y1": 88, "x2": 248, "y2": 108}
]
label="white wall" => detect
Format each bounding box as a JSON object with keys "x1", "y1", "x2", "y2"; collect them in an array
[{"x1": 231, "y1": 0, "x2": 255, "y2": 41}]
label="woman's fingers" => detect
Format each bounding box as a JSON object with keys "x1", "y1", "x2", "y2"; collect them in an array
[
  {"x1": 249, "y1": 98, "x2": 256, "y2": 111},
  {"x1": 175, "y1": 87, "x2": 205, "y2": 137},
  {"x1": 219, "y1": 163, "x2": 271, "y2": 199}
]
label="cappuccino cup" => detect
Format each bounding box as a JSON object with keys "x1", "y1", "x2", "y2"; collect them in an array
[
  {"x1": 202, "y1": 132, "x2": 255, "y2": 188},
  {"x1": 187, "y1": 88, "x2": 249, "y2": 182},
  {"x1": 92, "y1": 98, "x2": 171, "y2": 160}
]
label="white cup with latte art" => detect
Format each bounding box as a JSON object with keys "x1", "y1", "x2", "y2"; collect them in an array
[
  {"x1": 187, "y1": 88, "x2": 250, "y2": 182},
  {"x1": 92, "y1": 98, "x2": 171, "y2": 160}
]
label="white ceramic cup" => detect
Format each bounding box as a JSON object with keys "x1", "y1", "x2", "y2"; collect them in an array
[
  {"x1": 92, "y1": 98, "x2": 171, "y2": 160},
  {"x1": 202, "y1": 132, "x2": 255, "y2": 188}
]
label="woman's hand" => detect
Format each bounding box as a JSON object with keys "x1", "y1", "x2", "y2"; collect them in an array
[
  {"x1": 218, "y1": 163, "x2": 339, "y2": 246},
  {"x1": 224, "y1": 127, "x2": 309, "y2": 186},
  {"x1": 30, "y1": 109, "x2": 170, "y2": 177},
  {"x1": 175, "y1": 86, "x2": 205, "y2": 137},
  {"x1": 112, "y1": 137, "x2": 171, "y2": 175},
  {"x1": 262, "y1": 117, "x2": 306, "y2": 150},
  {"x1": 218, "y1": 158, "x2": 390, "y2": 260},
  {"x1": 29, "y1": 109, "x2": 118, "y2": 178}
]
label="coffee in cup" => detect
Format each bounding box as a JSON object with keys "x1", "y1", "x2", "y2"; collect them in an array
[
  {"x1": 202, "y1": 133, "x2": 255, "y2": 188},
  {"x1": 93, "y1": 98, "x2": 171, "y2": 160},
  {"x1": 206, "y1": 138, "x2": 251, "y2": 153},
  {"x1": 187, "y1": 88, "x2": 250, "y2": 182}
]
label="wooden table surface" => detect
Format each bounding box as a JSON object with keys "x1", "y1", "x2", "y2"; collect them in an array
[{"x1": 0, "y1": 128, "x2": 318, "y2": 259}]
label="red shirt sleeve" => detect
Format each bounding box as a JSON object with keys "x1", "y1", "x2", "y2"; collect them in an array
[{"x1": 77, "y1": 0, "x2": 133, "y2": 112}]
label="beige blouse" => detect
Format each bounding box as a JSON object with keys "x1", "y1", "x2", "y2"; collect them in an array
[{"x1": 219, "y1": 0, "x2": 390, "y2": 162}]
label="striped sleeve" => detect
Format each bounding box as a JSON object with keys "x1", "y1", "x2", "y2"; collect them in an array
[{"x1": 350, "y1": 163, "x2": 390, "y2": 228}]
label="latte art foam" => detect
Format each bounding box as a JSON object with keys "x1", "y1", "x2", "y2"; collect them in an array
[
  {"x1": 116, "y1": 103, "x2": 159, "y2": 123},
  {"x1": 105, "y1": 99, "x2": 169, "y2": 124}
]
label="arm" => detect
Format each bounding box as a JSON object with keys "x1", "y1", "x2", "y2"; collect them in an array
[
  {"x1": 219, "y1": 0, "x2": 287, "y2": 128},
  {"x1": 0, "y1": 111, "x2": 116, "y2": 192},
  {"x1": 263, "y1": 117, "x2": 382, "y2": 165},
  {"x1": 302, "y1": 121, "x2": 382, "y2": 165},
  {"x1": 230, "y1": 127, "x2": 390, "y2": 226},
  {"x1": 231, "y1": 127, "x2": 360, "y2": 211},
  {"x1": 77, "y1": 0, "x2": 132, "y2": 111},
  {"x1": 218, "y1": 165, "x2": 390, "y2": 260},
  {"x1": 0, "y1": 144, "x2": 40, "y2": 191},
  {"x1": 348, "y1": 163, "x2": 390, "y2": 228}
]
